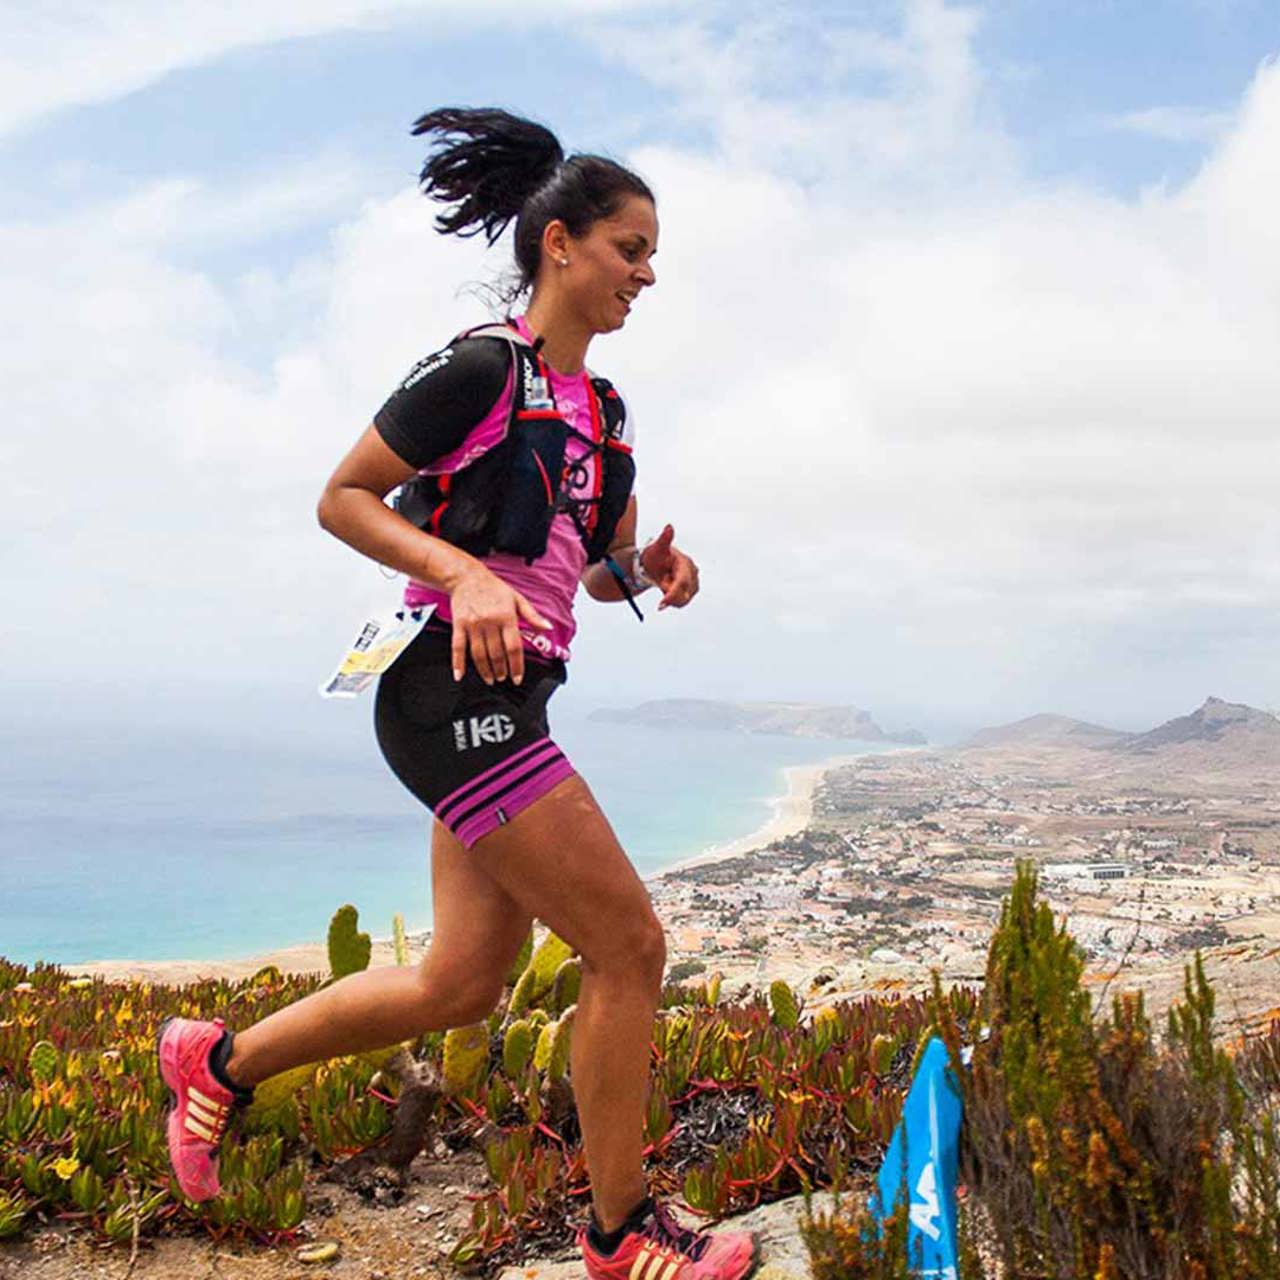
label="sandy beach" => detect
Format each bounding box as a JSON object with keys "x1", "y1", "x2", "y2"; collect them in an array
[
  {"x1": 656, "y1": 753, "x2": 863, "y2": 875},
  {"x1": 69, "y1": 752, "x2": 850, "y2": 986}
]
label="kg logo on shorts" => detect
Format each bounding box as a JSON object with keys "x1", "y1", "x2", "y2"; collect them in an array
[{"x1": 453, "y1": 713, "x2": 516, "y2": 751}]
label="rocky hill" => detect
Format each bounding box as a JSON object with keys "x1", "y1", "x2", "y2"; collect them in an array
[
  {"x1": 1115, "y1": 695, "x2": 1280, "y2": 753},
  {"x1": 1102, "y1": 696, "x2": 1280, "y2": 783},
  {"x1": 590, "y1": 699, "x2": 926, "y2": 743},
  {"x1": 965, "y1": 712, "x2": 1126, "y2": 749},
  {"x1": 961, "y1": 697, "x2": 1280, "y2": 786}
]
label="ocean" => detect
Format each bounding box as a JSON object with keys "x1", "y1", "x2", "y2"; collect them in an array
[{"x1": 0, "y1": 703, "x2": 895, "y2": 968}]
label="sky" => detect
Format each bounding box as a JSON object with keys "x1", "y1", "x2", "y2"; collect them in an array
[{"x1": 3, "y1": 0, "x2": 1279, "y2": 743}]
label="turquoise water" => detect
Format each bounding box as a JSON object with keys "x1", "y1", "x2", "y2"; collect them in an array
[{"x1": 0, "y1": 706, "x2": 894, "y2": 967}]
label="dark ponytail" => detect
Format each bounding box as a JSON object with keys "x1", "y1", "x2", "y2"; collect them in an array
[{"x1": 412, "y1": 107, "x2": 655, "y2": 298}]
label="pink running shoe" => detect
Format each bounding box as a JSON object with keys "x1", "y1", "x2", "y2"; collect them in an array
[
  {"x1": 579, "y1": 1199, "x2": 758, "y2": 1280},
  {"x1": 157, "y1": 1016, "x2": 251, "y2": 1201}
]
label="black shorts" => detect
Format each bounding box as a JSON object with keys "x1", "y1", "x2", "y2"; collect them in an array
[{"x1": 374, "y1": 621, "x2": 576, "y2": 848}]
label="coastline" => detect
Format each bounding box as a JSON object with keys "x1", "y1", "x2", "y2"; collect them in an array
[
  {"x1": 69, "y1": 751, "x2": 853, "y2": 985},
  {"x1": 652, "y1": 753, "x2": 857, "y2": 877}
]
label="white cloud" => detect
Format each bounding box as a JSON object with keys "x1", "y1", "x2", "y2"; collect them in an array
[
  {"x1": 1103, "y1": 104, "x2": 1235, "y2": 144},
  {"x1": 0, "y1": 0, "x2": 650, "y2": 139},
  {"x1": 5, "y1": 4, "x2": 1280, "y2": 727},
  {"x1": 589, "y1": 0, "x2": 1016, "y2": 199}
]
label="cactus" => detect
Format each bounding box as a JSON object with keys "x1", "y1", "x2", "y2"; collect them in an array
[
  {"x1": 813, "y1": 1006, "x2": 840, "y2": 1054},
  {"x1": 550, "y1": 957, "x2": 582, "y2": 1014},
  {"x1": 443, "y1": 1024, "x2": 489, "y2": 1095},
  {"x1": 503, "y1": 1020, "x2": 535, "y2": 1078},
  {"x1": 28, "y1": 1040, "x2": 57, "y2": 1085},
  {"x1": 508, "y1": 931, "x2": 574, "y2": 1016},
  {"x1": 532, "y1": 1009, "x2": 576, "y2": 1080},
  {"x1": 547, "y1": 1008, "x2": 575, "y2": 1081},
  {"x1": 769, "y1": 980, "x2": 799, "y2": 1031},
  {"x1": 533, "y1": 1022, "x2": 555, "y2": 1073},
  {"x1": 392, "y1": 913, "x2": 409, "y2": 966},
  {"x1": 869, "y1": 1033, "x2": 895, "y2": 1076},
  {"x1": 327, "y1": 904, "x2": 371, "y2": 980}
]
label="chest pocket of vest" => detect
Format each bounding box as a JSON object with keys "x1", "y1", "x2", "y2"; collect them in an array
[{"x1": 490, "y1": 409, "x2": 569, "y2": 562}]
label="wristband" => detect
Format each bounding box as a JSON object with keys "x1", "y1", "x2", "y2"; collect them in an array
[{"x1": 630, "y1": 541, "x2": 657, "y2": 592}]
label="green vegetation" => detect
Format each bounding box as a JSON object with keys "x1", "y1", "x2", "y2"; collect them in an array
[
  {"x1": 803, "y1": 861, "x2": 1280, "y2": 1278},
  {"x1": 3, "y1": 869, "x2": 1277, "y2": 1277},
  {"x1": 666, "y1": 958, "x2": 707, "y2": 983},
  {"x1": 0, "y1": 916, "x2": 935, "y2": 1268}
]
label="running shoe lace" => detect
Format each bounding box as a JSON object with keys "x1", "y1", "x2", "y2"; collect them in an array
[{"x1": 645, "y1": 1203, "x2": 712, "y2": 1262}]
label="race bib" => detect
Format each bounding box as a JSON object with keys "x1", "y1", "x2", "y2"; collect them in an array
[{"x1": 319, "y1": 605, "x2": 431, "y2": 699}]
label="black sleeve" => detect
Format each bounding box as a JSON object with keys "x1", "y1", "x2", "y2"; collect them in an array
[{"x1": 373, "y1": 336, "x2": 511, "y2": 469}]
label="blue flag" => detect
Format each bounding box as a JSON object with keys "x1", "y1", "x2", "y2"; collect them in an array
[{"x1": 872, "y1": 1034, "x2": 962, "y2": 1279}]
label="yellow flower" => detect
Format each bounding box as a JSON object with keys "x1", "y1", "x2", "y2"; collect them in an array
[{"x1": 53, "y1": 1157, "x2": 79, "y2": 1181}]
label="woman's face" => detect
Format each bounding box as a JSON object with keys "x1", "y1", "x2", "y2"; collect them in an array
[{"x1": 560, "y1": 195, "x2": 658, "y2": 334}]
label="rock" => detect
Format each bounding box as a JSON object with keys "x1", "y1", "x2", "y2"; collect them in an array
[
  {"x1": 869, "y1": 947, "x2": 904, "y2": 964},
  {"x1": 496, "y1": 1193, "x2": 833, "y2": 1280},
  {"x1": 497, "y1": 1263, "x2": 581, "y2": 1280},
  {"x1": 708, "y1": 1191, "x2": 834, "y2": 1274}
]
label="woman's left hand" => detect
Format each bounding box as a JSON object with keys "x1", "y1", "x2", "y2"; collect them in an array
[{"x1": 640, "y1": 523, "x2": 700, "y2": 610}]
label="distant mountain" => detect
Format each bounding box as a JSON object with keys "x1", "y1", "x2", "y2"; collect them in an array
[
  {"x1": 965, "y1": 713, "x2": 1127, "y2": 749},
  {"x1": 590, "y1": 699, "x2": 926, "y2": 744},
  {"x1": 1115, "y1": 696, "x2": 1280, "y2": 755}
]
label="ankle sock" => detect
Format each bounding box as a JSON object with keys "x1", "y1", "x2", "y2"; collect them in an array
[
  {"x1": 588, "y1": 1196, "x2": 653, "y2": 1256},
  {"x1": 207, "y1": 1030, "x2": 255, "y2": 1105}
]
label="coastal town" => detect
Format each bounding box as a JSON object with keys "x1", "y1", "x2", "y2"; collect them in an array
[
  {"x1": 17, "y1": 695, "x2": 1280, "y2": 1280},
  {"x1": 71, "y1": 697, "x2": 1280, "y2": 1033},
  {"x1": 646, "y1": 697, "x2": 1280, "y2": 1029}
]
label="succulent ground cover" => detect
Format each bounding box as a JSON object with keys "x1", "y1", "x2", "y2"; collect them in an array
[
  {"x1": 7, "y1": 868, "x2": 1275, "y2": 1278},
  {"x1": 0, "y1": 909, "x2": 937, "y2": 1273}
]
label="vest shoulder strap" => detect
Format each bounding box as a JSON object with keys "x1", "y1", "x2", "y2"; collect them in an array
[
  {"x1": 590, "y1": 376, "x2": 627, "y2": 442},
  {"x1": 452, "y1": 322, "x2": 620, "y2": 431}
]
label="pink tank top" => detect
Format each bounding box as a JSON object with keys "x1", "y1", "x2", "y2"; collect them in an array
[{"x1": 404, "y1": 316, "x2": 629, "y2": 662}]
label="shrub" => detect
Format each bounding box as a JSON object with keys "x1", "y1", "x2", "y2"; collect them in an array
[{"x1": 934, "y1": 860, "x2": 1280, "y2": 1279}]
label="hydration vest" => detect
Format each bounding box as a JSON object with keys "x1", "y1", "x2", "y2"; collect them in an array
[{"x1": 394, "y1": 323, "x2": 635, "y2": 567}]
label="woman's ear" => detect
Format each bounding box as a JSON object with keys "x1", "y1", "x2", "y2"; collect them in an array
[{"x1": 542, "y1": 218, "x2": 570, "y2": 266}]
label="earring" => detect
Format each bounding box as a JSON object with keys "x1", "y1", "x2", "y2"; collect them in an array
[{"x1": 558, "y1": 258, "x2": 569, "y2": 267}]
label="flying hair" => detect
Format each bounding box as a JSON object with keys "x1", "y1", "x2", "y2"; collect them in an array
[
  {"x1": 412, "y1": 108, "x2": 564, "y2": 245},
  {"x1": 411, "y1": 106, "x2": 655, "y2": 300}
]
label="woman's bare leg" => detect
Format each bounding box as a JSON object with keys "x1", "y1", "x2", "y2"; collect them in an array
[
  {"x1": 224, "y1": 772, "x2": 665, "y2": 1235},
  {"x1": 223, "y1": 822, "x2": 531, "y2": 1086},
  {"x1": 467, "y1": 775, "x2": 666, "y2": 1233}
]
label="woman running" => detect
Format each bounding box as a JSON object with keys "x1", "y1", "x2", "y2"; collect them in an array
[{"x1": 157, "y1": 108, "x2": 757, "y2": 1280}]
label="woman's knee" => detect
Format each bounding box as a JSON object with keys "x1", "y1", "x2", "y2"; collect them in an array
[
  {"x1": 581, "y1": 911, "x2": 666, "y2": 989},
  {"x1": 415, "y1": 957, "x2": 506, "y2": 1027}
]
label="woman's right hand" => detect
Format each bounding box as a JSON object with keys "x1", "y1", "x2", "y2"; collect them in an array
[{"x1": 448, "y1": 564, "x2": 552, "y2": 686}]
